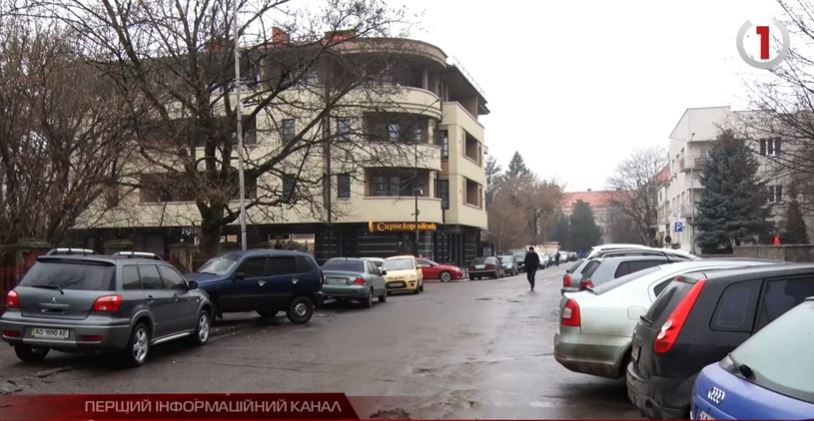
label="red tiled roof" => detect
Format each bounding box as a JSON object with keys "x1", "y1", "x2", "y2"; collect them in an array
[
  {"x1": 656, "y1": 165, "x2": 670, "y2": 184},
  {"x1": 562, "y1": 190, "x2": 627, "y2": 209}
]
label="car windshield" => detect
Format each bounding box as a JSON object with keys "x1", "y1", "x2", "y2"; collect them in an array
[
  {"x1": 323, "y1": 259, "x2": 365, "y2": 273},
  {"x1": 590, "y1": 266, "x2": 661, "y2": 294},
  {"x1": 19, "y1": 261, "x2": 115, "y2": 291},
  {"x1": 472, "y1": 257, "x2": 488, "y2": 264},
  {"x1": 566, "y1": 259, "x2": 584, "y2": 273},
  {"x1": 728, "y1": 301, "x2": 814, "y2": 403},
  {"x1": 383, "y1": 258, "x2": 413, "y2": 271},
  {"x1": 198, "y1": 254, "x2": 239, "y2": 275}
]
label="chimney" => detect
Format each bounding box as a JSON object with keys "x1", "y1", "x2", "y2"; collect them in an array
[{"x1": 272, "y1": 27, "x2": 290, "y2": 45}]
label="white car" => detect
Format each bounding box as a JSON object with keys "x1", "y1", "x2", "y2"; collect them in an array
[
  {"x1": 554, "y1": 259, "x2": 776, "y2": 379},
  {"x1": 586, "y1": 243, "x2": 648, "y2": 258}
]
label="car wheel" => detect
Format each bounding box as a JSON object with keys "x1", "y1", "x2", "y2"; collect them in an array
[
  {"x1": 257, "y1": 309, "x2": 278, "y2": 318},
  {"x1": 439, "y1": 271, "x2": 452, "y2": 283},
  {"x1": 286, "y1": 296, "x2": 314, "y2": 324},
  {"x1": 13, "y1": 344, "x2": 49, "y2": 362},
  {"x1": 123, "y1": 323, "x2": 150, "y2": 367},
  {"x1": 191, "y1": 310, "x2": 211, "y2": 346},
  {"x1": 362, "y1": 289, "x2": 374, "y2": 308},
  {"x1": 378, "y1": 291, "x2": 387, "y2": 303}
]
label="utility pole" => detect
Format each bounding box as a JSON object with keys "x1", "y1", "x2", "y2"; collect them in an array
[
  {"x1": 234, "y1": 1, "x2": 247, "y2": 251},
  {"x1": 413, "y1": 138, "x2": 420, "y2": 256},
  {"x1": 689, "y1": 132, "x2": 696, "y2": 254}
]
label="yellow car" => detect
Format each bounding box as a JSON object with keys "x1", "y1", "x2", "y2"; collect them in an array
[{"x1": 382, "y1": 255, "x2": 424, "y2": 294}]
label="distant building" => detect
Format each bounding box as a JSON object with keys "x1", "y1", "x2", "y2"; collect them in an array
[{"x1": 562, "y1": 190, "x2": 620, "y2": 244}]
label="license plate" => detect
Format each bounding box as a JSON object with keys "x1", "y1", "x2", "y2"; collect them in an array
[
  {"x1": 475, "y1": 265, "x2": 485, "y2": 269},
  {"x1": 698, "y1": 410, "x2": 715, "y2": 420},
  {"x1": 631, "y1": 343, "x2": 641, "y2": 361},
  {"x1": 30, "y1": 327, "x2": 69, "y2": 339},
  {"x1": 388, "y1": 281, "x2": 405, "y2": 289},
  {"x1": 326, "y1": 278, "x2": 346, "y2": 285}
]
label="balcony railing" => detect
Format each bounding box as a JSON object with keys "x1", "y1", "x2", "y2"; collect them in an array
[{"x1": 680, "y1": 157, "x2": 706, "y2": 172}]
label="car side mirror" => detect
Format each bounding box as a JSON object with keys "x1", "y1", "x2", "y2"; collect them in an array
[
  {"x1": 380, "y1": 270, "x2": 387, "y2": 276},
  {"x1": 187, "y1": 280, "x2": 199, "y2": 289},
  {"x1": 234, "y1": 272, "x2": 246, "y2": 282}
]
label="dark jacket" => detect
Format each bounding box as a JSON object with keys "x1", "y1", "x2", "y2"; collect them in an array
[{"x1": 523, "y1": 251, "x2": 540, "y2": 271}]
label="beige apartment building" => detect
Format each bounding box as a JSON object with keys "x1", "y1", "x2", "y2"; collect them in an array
[
  {"x1": 75, "y1": 36, "x2": 490, "y2": 266},
  {"x1": 657, "y1": 106, "x2": 814, "y2": 252}
]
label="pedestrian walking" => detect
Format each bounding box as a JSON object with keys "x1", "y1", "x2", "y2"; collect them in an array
[
  {"x1": 555, "y1": 251, "x2": 560, "y2": 266},
  {"x1": 523, "y1": 246, "x2": 540, "y2": 291}
]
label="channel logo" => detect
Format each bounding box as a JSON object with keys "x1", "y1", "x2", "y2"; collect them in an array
[{"x1": 737, "y1": 19, "x2": 790, "y2": 69}]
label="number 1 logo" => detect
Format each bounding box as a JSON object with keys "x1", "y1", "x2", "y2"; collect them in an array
[{"x1": 737, "y1": 20, "x2": 790, "y2": 69}]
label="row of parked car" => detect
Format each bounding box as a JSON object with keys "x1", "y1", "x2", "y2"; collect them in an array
[
  {"x1": 553, "y1": 243, "x2": 814, "y2": 419},
  {"x1": 0, "y1": 249, "x2": 463, "y2": 368}
]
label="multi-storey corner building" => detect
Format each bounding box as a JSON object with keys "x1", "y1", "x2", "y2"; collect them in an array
[
  {"x1": 657, "y1": 106, "x2": 814, "y2": 252},
  {"x1": 76, "y1": 36, "x2": 490, "y2": 266}
]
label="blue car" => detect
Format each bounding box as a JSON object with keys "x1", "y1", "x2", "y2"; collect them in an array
[
  {"x1": 691, "y1": 297, "x2": 814, "y2": 420},
  {"x1": 186, "y1": 250, "x2": 324, "y2": 324}
]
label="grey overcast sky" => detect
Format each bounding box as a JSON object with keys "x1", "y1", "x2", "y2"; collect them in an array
[{"x1": 394, "y1": 0, "x2": 784, "y2": 191}]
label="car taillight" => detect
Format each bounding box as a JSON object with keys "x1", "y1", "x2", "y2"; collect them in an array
[
  {"x1": 2, "y1": 330, "x2": 20, "y2": 338},
  {"x1": 562, "y1": 299, "x2": 581, "y2": 327},
  {"x1": 353, "y1": 277, "x2": 366, "y2": 285},
  {"x1": 654, "y1": 278, "x2": 706, "y2": 354},
  {"x1": 563, "y1": 274, "x2": 572, "y2": 287},
  {"x1": 579, "y1": 279, "x2": 594, "y2": 290},
  {"x1": 92, "y1": 294, "x2": 123, "y2": 312},
  {"x1": 5, "y1": 290, "x2": 19, "y2": 309}
]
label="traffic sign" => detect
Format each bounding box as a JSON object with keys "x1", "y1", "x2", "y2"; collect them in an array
[{"x1": 674, "y1": 222, "x2": 684, "y2": 233}]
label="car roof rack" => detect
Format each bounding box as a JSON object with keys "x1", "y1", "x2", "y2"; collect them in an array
[
  {"x1": 46, "y1": 248, "x2": 96, "y2": 256},
  {"x1": 111, "y1": 251, "x2": 163, "y2": 260}
]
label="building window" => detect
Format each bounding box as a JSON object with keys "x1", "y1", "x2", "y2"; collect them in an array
[
  {"x1": 437, "y1": 179, "x2": 449, "y2": 209},
  {"x1": 282, "y1": 175, "x2": 296, "y2": 202},
  {"x1": 760, "y1": 138, "x2": 781, "y2": 156},
  {"x1": 437, "y1": 129, "x2": 449, "y2": 158},
  {"x1": 387, "y1": 123, "x2": 400, "y2": 142},
  {"x1": 337, "y1": 174, "x2": 350, "y2": 198},
  {"x1": 768, "y1": 185, "x2": 783, "y2": 204},
  {"x1": 414, "y1": 125, "x2": 424, "y2": 143},
  {"x1": 281, "y1": 119, "x2": 296, "y2": 143},
  {"x1": 336, "y1": 119, "x2": 350, "y2": 142},
  {"x1": 369, "y1": 173, "x2": 426, "y2": 197}
]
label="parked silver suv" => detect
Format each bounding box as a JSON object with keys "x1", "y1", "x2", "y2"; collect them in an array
[{"x1": 0, "y1": 253, "x2": 211, "y2": 367}]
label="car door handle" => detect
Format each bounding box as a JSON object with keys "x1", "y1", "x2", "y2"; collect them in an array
[{"x1": 257, "y1": 280, "x2": 266, "y2": 287}]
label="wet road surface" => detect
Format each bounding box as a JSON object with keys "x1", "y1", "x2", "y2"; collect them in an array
[{"x1": 0, "y1": 266, "x2": 641, "y2": 419}]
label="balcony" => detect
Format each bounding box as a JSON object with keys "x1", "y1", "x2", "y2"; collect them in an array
[
  {"x1": 679, "y1": 157, "x2": 706, "y2": 172},
  {"x1": 463, "y1": 131, "x2": 482, "y2": 166},
  {"x1": 441, "y1": 101, "x2": 484, "y2": 141}
]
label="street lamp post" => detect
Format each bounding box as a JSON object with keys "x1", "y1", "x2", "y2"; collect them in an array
[
  {"x1": 233, "y1": 1, "x2": 247, "y2": 251},
  {"x1": 413, "y1": 137, "x2": 420, "y2": 256}
]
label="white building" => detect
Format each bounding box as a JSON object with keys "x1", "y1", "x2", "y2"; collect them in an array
[{"x1": 658, "y1": 106, "x2": 814, "y2": 252}]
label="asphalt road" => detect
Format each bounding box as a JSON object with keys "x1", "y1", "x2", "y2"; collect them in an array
[{"x1": 0, "y1": 266, "x2": 642, "y2": 419}]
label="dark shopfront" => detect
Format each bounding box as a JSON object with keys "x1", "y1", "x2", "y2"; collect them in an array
[{"x1": 314, "y1": 222, "x2": 481, "y2": 267}]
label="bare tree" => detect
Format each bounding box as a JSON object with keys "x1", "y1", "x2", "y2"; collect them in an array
[
  {"x1": 0, "y1": 20, "x2": 128, "y2": 252},
  {"x1": 606, "y1": 147, "x2": 668, "y2": 245},
  {"x1": 19, "y1": 0, "x2": 428, "y2": 256}
]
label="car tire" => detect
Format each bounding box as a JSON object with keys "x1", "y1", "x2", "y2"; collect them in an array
[
  {"x1": 191, "y1": 310, "x2": 211, "y2": 346},
  {"x1": 257, "y1": 309, "x2": 278, "y2": 318},
  {"x1": 362, "y1": 289, "x2": 374, "y2": 308},
  {"x1": 13, "y1": 344, "x2": 49, "y2": 363},
  {"x1": 378, "y1": 291, "x2": 387, "y2": 303},
  {"x1": 286, "y1": 296, "x2": 314, "y2": 324},
  {"x1": 439, "y1": 271, "x2": 452, "y2": 283},
  {"x1": 123, "y1": 323, "x2": 150, "y2": 367}
]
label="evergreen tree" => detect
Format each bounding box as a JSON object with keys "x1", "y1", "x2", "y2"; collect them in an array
[
  {"x1": 569, "y1": 200, "x2": 602, "y2": 252},
  {"x1": 506, "y1": 151, "x2": 531, "y2": 179},
  {"x1": 549, "y1": 213, "x2": 571, "y2": 250},
  {"x1": 783, "y1": 199, "x2": 809, "y2": 244},
  {"x1": 695, "y1": 130, "x2": 773, "y2": 253}
]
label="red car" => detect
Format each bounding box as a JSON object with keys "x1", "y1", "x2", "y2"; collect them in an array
[{"x1": 416, "y1": 258, "x2": 463, "y2": 282}]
